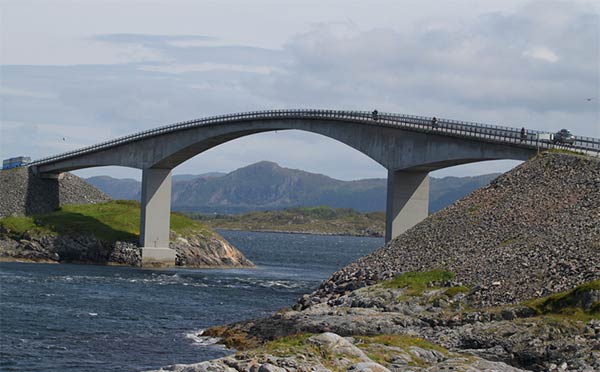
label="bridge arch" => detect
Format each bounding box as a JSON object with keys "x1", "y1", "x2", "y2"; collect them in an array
[{"x1": 32, "y1": 110, "x2": 563, "y2": 265}]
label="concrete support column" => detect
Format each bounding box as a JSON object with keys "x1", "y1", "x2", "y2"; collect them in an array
[
  {"x1": 140, "y1": 168, "x2": 176, "y2": 266},
  {"x1": 385, "y1": 169, "x2": 430, "y2": 242}
]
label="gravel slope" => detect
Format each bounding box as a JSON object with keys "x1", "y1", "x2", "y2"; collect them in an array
[
  {"x1": 310, "y1": 152, "x2": 600, "y2": 307},
  {"x1": 0, "y1": 167, "x2": 110, "y2": 218}
]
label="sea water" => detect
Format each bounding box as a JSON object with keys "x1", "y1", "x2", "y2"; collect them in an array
[{"x1": 0, "y1": 231, "x2": 383, "y2": 371}]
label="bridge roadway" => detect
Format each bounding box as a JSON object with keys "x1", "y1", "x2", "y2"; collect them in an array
[{"x1": 29, "y1": 109, "x2": 600, "y2": 266}]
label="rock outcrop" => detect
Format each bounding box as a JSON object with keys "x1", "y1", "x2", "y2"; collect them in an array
[
  {"x1": 172, "y1": 231, "x2": 253, "y2": 267},
  {"x1": 0, "y1": 167, "x2": 110, "y2": 218},
  {"x1": 0, "y1": 229, "x2": 253, "y2": 268},
  {"x1": 310, "y1": 152, "x2": 600, "y2": 308},
  {"x1": 147, "y1": 331, "x2": 526, "y2": 372},
  {"x1": 198, "y1": 278, "x2": 600, "y2": 371}
]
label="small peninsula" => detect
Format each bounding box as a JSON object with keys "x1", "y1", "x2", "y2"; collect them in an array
[{"x1": 190, "y1": 206, "x2": 385, "y2": 237}]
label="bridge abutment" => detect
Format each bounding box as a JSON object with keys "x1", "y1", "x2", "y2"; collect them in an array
[
  {"x1": 385, "y1": 169, "x2": 430, "y2": 242},
  {"x1": 140, "y1": 168, "x2": 176, "y2": 266}
]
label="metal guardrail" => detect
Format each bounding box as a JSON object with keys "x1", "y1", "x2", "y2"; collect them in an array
[{"x1": 29, "y1": 109, "x2": 600, "y2": 166}]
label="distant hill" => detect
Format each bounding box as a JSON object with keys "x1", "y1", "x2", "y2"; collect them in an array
[
  {"x1": 86, "y1": 161, "x2": 500, "y2": 214},
  {"x1": 194, "y1": 206, "x2": 386, "y2": 237}
]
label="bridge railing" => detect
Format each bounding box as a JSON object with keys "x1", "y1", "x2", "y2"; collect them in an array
[{"x1": 29, "y1": 109, "x2": 600, "y2": 166}]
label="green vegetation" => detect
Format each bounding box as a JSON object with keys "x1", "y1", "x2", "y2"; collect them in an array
[
  {"x1": 0, "y1": 200, "x2": 213, "y2": 242},
  {"x1": 263, "y1": 333, "x2": 450, "y2": 370},
  {"x1": 0, "y1": 215, "x2": 51, "y2": 237},
  {"x1": 357, "y1": 334, "x2": 447, "y2": 353},
  {"x1": 443, "y1": 285, "x2": 470, "y2": 297},
  {"x1": 500, "y1": 237, "x2": 519, "y2": 246},
  {"x1": 525, "y1": 280, "x2": 600, "y2": 320},
  {"x1": 357, "y1": 335, "x2": 448, "y2": 367},
  {"x1": 264, "y1": 333, "x2": 318, "y2": 355},
  {"x1": 189, "y1": 206, "x2": 385, "y2": 237},
  {"x1": 544, "y1": 148, "x2": 587, "y2": 157},
  {"x1": 467, "y1": 204, "x2": 481, "y2": 213},
  {"x1": 381, "y1": 270, "x2": 455, "y2": 296}
]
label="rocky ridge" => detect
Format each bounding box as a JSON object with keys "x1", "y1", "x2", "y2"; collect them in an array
[{"x1": 309, "y1": 152, "x2": 600, "y2": 308}]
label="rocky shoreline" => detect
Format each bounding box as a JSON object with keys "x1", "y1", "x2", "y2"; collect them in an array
[
  {"x1": 151, "y1": 276, "x2": 600, "y2": 371},
  {"x1": 0, "y1": 229, "x2": 254, "y2": 268},
  {"x1": 215, "y1": 227, "x2": 383, "y2": 238}
]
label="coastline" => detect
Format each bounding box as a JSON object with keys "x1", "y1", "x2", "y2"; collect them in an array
[{"x1": 214, "y1": 227, "x2": 383, "y2": 238}]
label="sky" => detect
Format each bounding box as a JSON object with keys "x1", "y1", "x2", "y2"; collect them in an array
[{"x1": 1, "y1": 0, "x2": 599, "y2": 180}]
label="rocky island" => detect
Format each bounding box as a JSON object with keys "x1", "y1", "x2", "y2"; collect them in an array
[
  {"x1": 150, "y1": 152, "x2": 600, "y2": 371},
  {"x1": 0, "y1": 167, "x2": 253, "y2": 268}
]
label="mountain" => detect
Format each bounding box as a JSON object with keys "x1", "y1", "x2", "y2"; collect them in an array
[
  {"x1": 86, "y1": 161, "x2": 500, "y2": 214},
  {"x1": 85, "y1": 176, "x2": 141, "y2": 201},
  {"x1": 173, "y1": 172, "x2": 226, "y2": 183}
]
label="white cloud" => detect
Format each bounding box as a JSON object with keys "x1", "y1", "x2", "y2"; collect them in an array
[
  {"x1": 138, "y1": 63, "x2": 281, "y2": 74},
  {"x1": 523, "y1": 46, "x2": 559, "y2": 63},
  {"x1": 0, "y1": 87, "x2": 57, "y2": 99}
]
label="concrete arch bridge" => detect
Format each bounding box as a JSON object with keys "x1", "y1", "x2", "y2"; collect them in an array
[{"x1": 29, "y1": 109, "x2": 600, "y2": 265}]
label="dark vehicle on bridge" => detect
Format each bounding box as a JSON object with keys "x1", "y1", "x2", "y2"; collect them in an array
[
  {"x1": 553, "y1": 129, "x2": 576, "y2": 145},
  {"x1": 2, "y1": 156, "x2": 31, "y2": 170}
]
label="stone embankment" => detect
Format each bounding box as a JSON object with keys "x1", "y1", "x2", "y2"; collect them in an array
[
  {"x1": 0, "y1": 167, "x2": 110, "y2": 218},
  {"x1": 309, "y1": 152, "x2": 600, "y2": 308}
]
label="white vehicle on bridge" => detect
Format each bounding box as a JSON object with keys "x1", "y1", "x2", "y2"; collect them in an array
[{"x1": 553, "y1": 129, "x2": 576, "y2": 145}]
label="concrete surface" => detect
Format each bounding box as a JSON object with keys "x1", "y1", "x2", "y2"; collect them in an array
[{"x1": 385, "y1": 170, "x2": 430, "y2": 242}]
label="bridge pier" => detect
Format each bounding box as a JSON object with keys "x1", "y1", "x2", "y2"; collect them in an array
[
  {"x1": 385, "y1": 169, "x2": 430, "y2": 243},
  {"x1": 140, "y1": 168, "x2": 176, "y2": 266}
]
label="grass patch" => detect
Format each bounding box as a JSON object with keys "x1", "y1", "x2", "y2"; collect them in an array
[
  {"x1": 524, "y1": 280, "x2": 600, "y2": 320},
  {"x1": 544, "y1": 148, "x2": 587, "y2": 157},
  {"x1": 357, "y1": 334, "x2": 447, "y2": 353},
  {"x1": 467, "y1": 204, "x2": 481, "y2": 213},
  {"x1": 382, "y1": 270, "x2": 454, "y2": 296},
  {"x1": 357, "y1": 334, "x2": 448, "y2": 367},
  {"x1": 264, "y1": 333, "x2": 364, "y2": 372},
  {"x1": 264, "y1": 333, "x2": 315, "y2": 355},
  {"x1": 500, "y1": 237, "x2": 518, "y2": 246},
  {"x1": 0, "y1": 200, "x2": 214, "y2": 242},
  {"x1": 0, "y1": 215, "x2": 53, "y2": 238},
  {"x1": 444, "y1": 286, "x2": 470, "y2": 297}
]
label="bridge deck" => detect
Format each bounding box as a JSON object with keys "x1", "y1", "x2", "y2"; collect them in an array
[{"x1": 29, "y1": 109, "x2": 600, "y2": 167}]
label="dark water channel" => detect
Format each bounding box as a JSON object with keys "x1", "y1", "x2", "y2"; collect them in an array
[{"x1": 0, "y1": 231, "x2": 383, "y2": 371}]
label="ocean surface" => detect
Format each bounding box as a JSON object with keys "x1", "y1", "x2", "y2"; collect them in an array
[{"x1": 0, "y1": 230, "x2": 383, "y2": 372}]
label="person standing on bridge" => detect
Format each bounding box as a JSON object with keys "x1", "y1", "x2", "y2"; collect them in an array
[
  {"x1": 520, "y1": 127, "x2": 527, "y2": 142},
  {"x1": 432, "y1": 116, "x2": 438, "y2": 128},
  {"x1": 372, "y1": 110, "x2": 379, "y2": 121}
]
